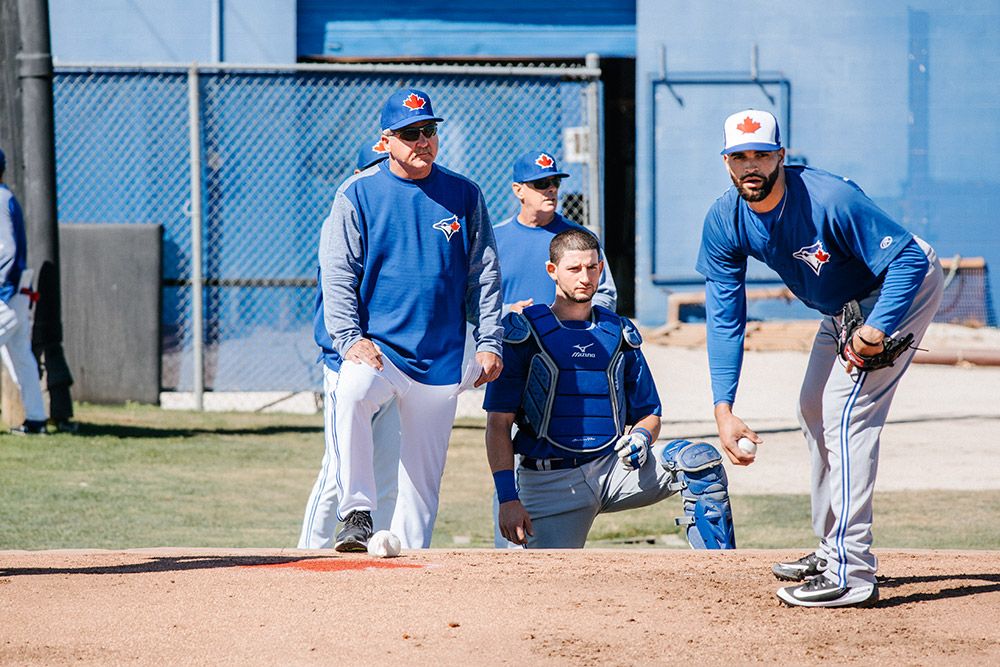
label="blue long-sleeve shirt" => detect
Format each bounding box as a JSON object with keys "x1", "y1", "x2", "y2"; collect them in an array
[
  {"x1": 318, "y1": 161, "x2": 503, "y2": 386},
  {"x1": 697, "y1": 166, "x2": 929, "y2": 406}
]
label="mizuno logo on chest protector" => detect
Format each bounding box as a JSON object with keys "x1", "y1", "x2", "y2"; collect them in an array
[
  {"x1": 793, "y1": 241, "x2": 831, "y2": 276},
  {"x1": 572, "y1": 343, "x2": 596, "y2": 358}
]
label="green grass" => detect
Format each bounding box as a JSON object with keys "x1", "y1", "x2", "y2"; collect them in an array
[{"x1": 1, "y1": 406, "x2": 998, "y2": 551}]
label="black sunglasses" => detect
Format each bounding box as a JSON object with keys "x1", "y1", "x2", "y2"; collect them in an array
[
  {"x1": 524, "y1": 177, "x2": 562, "y2": 191},
  {"x1": 391, "y1": 124, "x2": 438, "y2": 142}
]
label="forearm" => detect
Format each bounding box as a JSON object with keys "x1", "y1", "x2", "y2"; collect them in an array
[
  {"x1": 631, "y1": 414, "x2": 661, "y2": 443},
  {"x1": 466, "y1": 196, "x2": 504, "y2": 355},
  {"x1": 319, "y1": 195, "x2": 365, "y2": 355},
  {"x1": 705, "y1": 279, "x2": 747, "y2": 405},
  {"x1": 485, "y1": 411, "x2": 517, "y2": 474},
  {"x1": 864, "y1": 239, "x2": 929, "y2": 335}
]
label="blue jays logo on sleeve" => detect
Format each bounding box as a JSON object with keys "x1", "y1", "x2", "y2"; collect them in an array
[
  {"x1": 433, "y1": 214, "x2": 462, "y2": 241},
  {"x1": 793, "y1": 241, "x2": 831, "y2": 276}
]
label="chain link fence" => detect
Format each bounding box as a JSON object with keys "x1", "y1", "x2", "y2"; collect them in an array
[{"x1": 53, "y1": 62, "x2": 603, "y2": 396}]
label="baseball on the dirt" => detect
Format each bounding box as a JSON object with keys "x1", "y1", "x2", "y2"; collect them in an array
[
  {"x1": 367, "y1": 530, "x2": 402, "y2": 558},
  {"x1": 737, "y1": 437, "x2": 758, "y2": 456}
]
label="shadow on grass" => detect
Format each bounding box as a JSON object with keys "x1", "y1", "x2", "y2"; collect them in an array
[
  {"x1": 874, "y1": 572, "x2": 1000, "y2": 608},
  {"x1": 71, "y1": 423, "x2": 323, "y2": 439},
  {"x1": 0, "y1": 555, "x2": 333, "y2": 577}
]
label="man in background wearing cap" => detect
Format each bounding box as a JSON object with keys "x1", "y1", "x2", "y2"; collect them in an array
[
  {"x1": 299, "y1": 137, "x2": 402, "y2": 549},
  {"x1": 318, "y1": 89, "x2": 503, "y2": 551},
  {"x1": 488, "y1": 150, "x2": 617, "y2": 548},
  {"x1": 493, "y1": 151, "x2": 616, "y2": 316},
  {"x1": 697, "y1": 109, "x2": 943, "y2": 607},
  {"x1": 0, "y1": 148, "x2": 49, "y2": 435}
]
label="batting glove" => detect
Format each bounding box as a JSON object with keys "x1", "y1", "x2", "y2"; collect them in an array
[{"x1": 614, "y1": 428, "x2": 651, "y2": 471}]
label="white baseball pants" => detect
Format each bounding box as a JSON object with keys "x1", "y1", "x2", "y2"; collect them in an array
[
  {"x1": 0, "y1": 294, "x2": 46, "y2": 422},
  {"x1": 298, "y1": 364, "x2": 401, "y2": 549},
  {"x1": 798, "y1": 239, "x2": 943, "y2": 588},
  {"x1": 333, "y1": 355, "x2": 458, "y2": 549}
]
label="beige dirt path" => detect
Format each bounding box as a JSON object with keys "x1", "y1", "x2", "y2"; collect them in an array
[{"x1": 1, "y1": 548, "x2": 998, "y2": 665}]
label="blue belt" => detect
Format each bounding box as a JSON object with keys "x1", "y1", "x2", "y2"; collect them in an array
[{"x1": 520, "y1": 456, "x2": 595, "y2": 471}]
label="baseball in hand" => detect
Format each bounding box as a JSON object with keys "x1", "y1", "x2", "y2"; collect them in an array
[
  {"x1": 367, "y1": 530, "x2": 402, "y2": 558},
  {"x1": 737, "y1": 437, "x2": 758, "y2": 456}
]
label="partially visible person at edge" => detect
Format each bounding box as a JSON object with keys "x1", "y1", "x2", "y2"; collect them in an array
[
  {"x1": 299, "y1": 137, "x2": 403, "y2": 549},
  {"x1": 697, "y1": 108, "x2": 943, "y2": 608},
  {"x1": 318, "y1": 88, "x2": 503, "y2": 552},
  {"x1": 0, "y1": 147, "x2": 50, "y2": 435}
]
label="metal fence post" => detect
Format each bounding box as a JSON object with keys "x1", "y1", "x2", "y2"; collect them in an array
[
  {"x1": 187, "y1": 63, "x2": 204, "y2": 410},
  {"x1": 585, "y1": 52, "x2": 602, "y2": 241}
]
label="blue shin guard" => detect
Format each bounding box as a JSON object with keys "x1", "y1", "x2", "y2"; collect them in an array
[{"x1": 659, "y1": 440, "x2": 736, "y2": 549}]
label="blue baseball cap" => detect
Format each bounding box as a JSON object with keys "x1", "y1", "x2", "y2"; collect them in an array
[
  {"x1": 512, "y1": 151, "x2": 569, "y2": 183},
  {"x1": 356, "y1": 137, "x2": 390, "y2": 171},
  {"x1": 380, "y1": 89, "x2": 444, "y2": 133},
  {"x1": 721, "y1": 109, "x2": 781, "y2": 155}
]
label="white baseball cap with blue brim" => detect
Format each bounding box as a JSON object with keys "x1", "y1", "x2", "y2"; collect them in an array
[
  {"x1": 721, "y1": 109, "x2": 781, "y2": 155},
  {"x1": 380, "y1": 88, "x2": 444, "y2": 133}
]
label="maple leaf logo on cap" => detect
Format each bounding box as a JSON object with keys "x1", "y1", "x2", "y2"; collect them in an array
[
  {"x1": 372, "y1": 137, "x2": 390, "y2": 154},
  {"x1": 535, "y1": 153, "x2": 554, "y2": 168},
  {"x1": 402, "y1": 93, "x2": 426, "y2": 111},
  {"x1": 736, "y1": 116, "x2": 761, "y2": 134}
]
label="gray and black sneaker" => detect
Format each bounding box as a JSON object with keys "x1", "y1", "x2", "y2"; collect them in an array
[
  {"x1": 777, "y1": 575, "x2": 879, "y2": 608},
  {"x1": 772, "y1": 552, "x2": 828, "y2": 581},
  {"x1": 10, "y1": 420, "x2": 48, "y2": 436},
  {"x1": 334, "y1": 510, "x2": 373, "y2": 552}
]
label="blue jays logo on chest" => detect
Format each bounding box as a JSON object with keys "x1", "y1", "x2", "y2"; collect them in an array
[
  {"x1": 792, "y1": 241, "x2": 831, "y2": 276},
  {"x1": 433, "y1": 215, "x2": 461, "y2": 241}
]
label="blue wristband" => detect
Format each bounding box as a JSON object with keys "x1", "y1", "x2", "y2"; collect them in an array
[{"x1": 493, "y1": 470, "x2": 519, "y2": 503}]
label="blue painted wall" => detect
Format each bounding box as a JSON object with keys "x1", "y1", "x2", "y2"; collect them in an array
[
  {"x1": 297, "y1": 0, "x2": 636, "y2": 58},
  {"x1": 49, "y1": 0, "x2": 296, "y2": 63},
  {"x1": 635, "y1": 0, "x2": 1000, "y2": 326}
]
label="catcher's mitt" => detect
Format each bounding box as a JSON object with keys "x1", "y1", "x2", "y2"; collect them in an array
[{"x1": 837, "y1": 300, "x2": 914, "y2": 371}]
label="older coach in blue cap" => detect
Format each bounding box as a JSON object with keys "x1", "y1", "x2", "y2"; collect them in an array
[
  {"x1": 492, "y1": 150, "x2": 617, "y2": 317},
  {"x1": 312, "y1": 88, "x2": 503, "y2": 553}
]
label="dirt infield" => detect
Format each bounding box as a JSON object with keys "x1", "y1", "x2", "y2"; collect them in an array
[{"x1": 2, "y1": 548, "x2": 998, "y2": 665}]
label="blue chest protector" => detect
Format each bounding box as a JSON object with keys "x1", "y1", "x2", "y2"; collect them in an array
[{"x1": 505, "y1": 304, "x2": 641, "y2": 454}]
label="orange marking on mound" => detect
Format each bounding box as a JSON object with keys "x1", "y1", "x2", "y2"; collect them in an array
[{"x1": 247, "y1": 559, "x2": 424, "y2": 572}]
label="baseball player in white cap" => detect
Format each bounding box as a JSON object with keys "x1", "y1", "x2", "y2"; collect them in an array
[
  {"x1": 0, "y1": 148, "x2": 49, "y2": 435},
  {"x1": 318, "y1": 88, "x2": 503, "y2": 551},
  {"x1": 698, "y1": 109, "x2": 943, "y2": 607}
]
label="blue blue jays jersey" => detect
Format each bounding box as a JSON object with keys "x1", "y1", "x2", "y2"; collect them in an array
[
  {"x1": 697, "y1": 166, "x2": 912, "y2": 316},
  {"x1": 483, "y1": 306, "x2": 661, "y2": 461},
  {"x1": 319, "y1": 161, "x2": 503, "y2": 385}
]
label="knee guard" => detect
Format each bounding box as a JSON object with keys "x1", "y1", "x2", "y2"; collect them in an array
[{"x1": 658, "y1": 440, "x2": 736, "y2": 549}]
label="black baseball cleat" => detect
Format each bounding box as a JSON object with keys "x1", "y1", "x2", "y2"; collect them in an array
[
  {"x1": 772, "y1": 552, "x2": 828, "y2": 581},
  {"x1": 334, "y1": 510, "x2": 373, "y2": 552},
  {"x1": 10, "y1": 420, "x2": 48, "y2": 436},
  {"x1": 52, "y1": 419, "x2": 80, "y2": 434},
  {"x1": 777, "y1": 575, "x2": 879, "y2": 608}
]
